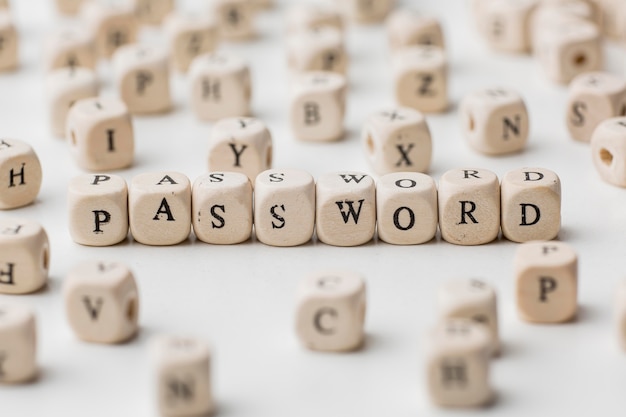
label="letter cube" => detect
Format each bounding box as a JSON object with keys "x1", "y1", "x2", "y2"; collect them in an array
[
  {"x1": 131, "y1": 0, "x2": 174, "y2": 25},
  {"x1": 501, "y1": 167, "x2": 561, "y2": 243},
  {"x1": 425, "y1": 319, "x2": 492, "y2": 407},
  {"x1": 113, "y1": 44, "x2": 171, "y2": 115},
  {"x1": 54, "y1": 0, "x2": 83, "y2": 15},
  {"x1": 0, "y1": 11, "x2": 17, "y2": 71},
  {"x1": 591, "y1": 117, "x2": 626, "y2": 187},
  {"x1": 478, "y1": 0, "x2": 537, "y2": 53},
  {"x1": 341, "y1": 0, "x2": 394, "y2": 24},
  {"x1": 0, "y1": 139, "x2": 42, "y2": 210},
  {"x1": 532, "y1": 1, "x2": 598, "y2": 36},
  {"x1": 66, "y1": 97, "x2": 134, "y2": 171},
  {"x1": 68, "y1": 174, "x2": 129, "y2": 246},
  {"x1": 534, "y1": 17, "x2": 602, "y2": 84},
  {"x1": 386, "y1": 9, "x2": 445, "y2": 52},
  {"x1": 64, "y1": 261, "x2": 139, "y2": 344},
  {"x1": 43, "y1": 26, "x2": 97, "y2": 71},
  {"x1": 438, "y1": 168, "x2": 500, "y2": 246},
  {"x1": 152, "y1": 336, "x2": 214, "y2": 417},
  {"x1": 129, "y1": 172, "x2": 191, "y2": 246},
  {"x1": 460, "y1": 87, "x2": 529, "y2": 155},
  {"x1": 0, "y1": 303, "x2": 37, "y2": 383},
  {"x1": 254, "y1": 169, "x2": 315, "y2": 247},
  {"x1": 211, "y1": 0, "x2": 256, "y2": 40},
  {"x1": 0, "y1": 0, "x2": 7, "y2": 9},
  {"x1": 566, "y1": 72, "x2": 626, "y2": 143},
  {"x1": 0, "y1": 218, "x2": 49, "y2": 295},
  {"x1": 392, "y1": 45, "x2": 448, "y2": 113},
  {"x1": 285, "y1": 4, "x2": 344, "y2": 34},
  {"x1": 615, "y1": 278, "x2": 626, "y2": 351},
  {"x1": 316, "y1": 172, "x2": 376, "y2": 247},
  {"x1": 362, "y1": 107, "x2": 432, "y2": 174},
  {"x1": 287, "y1": 27, "x2": 347, "y2": 75},
  {"x1": 438, "y1": 279, "x2": 499, "y2": 356},
  {"x1": 290, "y1": 71, "x2": 347, "y2": 142},
  {"x1": 514, "y1": 241, "x2": 578, "y2": 323},
  {"x1": 81, "y1": 1, "x2": 138, "y2": 58},
  {"x1": 295, "y1": 270, "x2": 366, "y2": 352},
  {"x1": 189, "y1": 52, "x2": 252, "y2": 121},
  {"x1": 207, "y1": 117, "x2": 272, "y2": 183},
  {"x1": 164, "y1": 13, "x2": 218, "y2": 73},
  {"x1": 192, "y1": 172, "x2": 252, "y2": 245},
  {"x1": 376, "y1": 172, "x2": 437, "y2": 245},
  {"x1": 46, "y1": 67, "x2": 99, "y2": 138}
]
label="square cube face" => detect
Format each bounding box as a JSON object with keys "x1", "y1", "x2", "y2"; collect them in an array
[
  {"x1": 207, "y1": 117, "x2": 272, "y2": 183},
  {"x1": 68, "y1": 174, "x2": 129, "y2": 246},
  {"x1": 212, "y1": 0, "x2": 255, "y2": 40},
  {"x1": 287, "y1": 27, "x2": 347, "y2": 75},
  {"x1": 0, "y1": 218, "x2": 49, "y2": 295},
  {"x1": 393, "y1": 45, "x2": 447, "y2": 113},
  {"x1": 480, "y1": 0, "x2": 536, "y2": 53},
  {"x1": 362, "y1": 107, "x2": 432, "y2": 174},
  {"x1": 254, "y1": 169, "x2": 315, "y2": 247},
  {"x1": 316, "y1": 172, "x2": 376, "y2": 247},
  {"x1": 0, "y1": 139, "x2": 42, "y2": 210},
  {"x1": 0, "y1": 303, "x2": 37, "y2": 383},
  {"x1": 129, "y1": 172, "x2": 191, "y2": 246},
  {"x1": 290, "y1": 72, "x2": 347, "y2": 142},
  {"x1": 133, "y1": 0, "x2": 174, "y2": 25},
  {"x1": 192, "y1": 172, "x2": 252, "y2": 245},
  {"x1": 165, "y1": 14, "x2": 218, "y2": 73},
  {"x1": 387, "y1": 10, "x2": 445, "y2": 52},
  {"x1": 438, "y1": 168, "x2": 500, "y2": 246},
  {"x1": 44, "y1": 26, "x2": 96, "y2": 72},
  {"x1": 64, "y1": 261, "x2": 139, "y2": 344},
  {"x1": 591, "y1": 117, "x2": 626, "y2": 187},
  {"x1": 376, "y1": 172, "x2": 437, "y2": 245},
  {"x1": 461, "y1": 88, "x2": 529, "y2": 155},
  {"x1": 152, "y1": 336, "x2": 213, "y2": 417},
  {"x1": 0, "y1": 12, "x2": 17, "y2": 71},
  {"x1": 82, "y1": 3, "x2": 137, "y2": 58},
  {"x1": 67, "y1": 97, "x2": 134, "y2": 171},
  {"x1": 295, "y1": 270, "x2": 366, "y2": 352},
  {"x1": 190, "y1": 52, "x2": 251, "y2": 121},
  {"x1": 515, "y1": 241, "x2": 578, "y2": 323},
  {"x1": 501, "y1": 167, "x2": 561, "y2": 243}
]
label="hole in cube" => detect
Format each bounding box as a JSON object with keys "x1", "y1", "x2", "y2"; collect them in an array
[
  {"x1": 600, "y1": 148, "x2": 613, "y2": 166},
  {"x1": 620, "y1": 104, "x2": 626, "y2": 117},
  {"x1": 573, "y1": 53, "x2": 587, "y2": 67},
  {"x1": 71, "y1": 130, "x2": 77, "y2": 146},
  {"x1": 126, "y1": 297, "x2": 138, "y2": 322},
  {"x1": 266, "y1": 146, "x2": 273, "y2": 167},
  {"x1": 42, "y1": 248, "x2": 49, "y2": 271},
  {"x1": 468, "y1": 113, "x2": 475, "y2": 132},
  {"x1": 366, "y1": 134, "x2": 374, "y2": 155}
]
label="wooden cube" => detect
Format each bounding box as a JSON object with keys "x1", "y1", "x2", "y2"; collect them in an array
[
  {"x1": 0, "y1": 218, "x2": 49, "y2": 295},
  {"x1": 68, "y1": 174, "x2": 129, "y2": 246},
  {"x1": 113, "y1": 44, "x2": 171, "y2": 115},
  {"x1": 392, "y1": 45, "x2": 447, "y2": 113},
  {"x1": 295, "y1": 270, "x2": 366, "y2": 352},
  {"x1": 129, "y1": 172, "x2": 191, "y2": 246},
  {"x1": 386, "y1": 9, "x2": 445, "y2": 52},
  {"x1": 376, "y1": 172, "x2": 437, "y2": 245},
  {"x1": 438, "y1": 168, "x2": 500, "y2": 246},
  {"x1": 254, "y1": 169, "x2": 315, "y2": 247},
  {"x1": 341, "y1": 0, "x2": 394, "y2": 24},
  {"x1": 515, "y1": 241, "x2": 578, "y2": 323},
  {"x1": 192, "y1": 172, "x2": 252, "y2": 245},
  {"x1": 478, "y1": 0, "x2": 537, "y2": 53},
  {"x1": 0, "y1": 139, "x2": 42, "y2": 210},
  {"x1": 501, "y1": 167, "x2": 561, "y2": 243},
  {"x1": 285, "y1": 4, "x2": 344, "y2": 34},
  {"x1": 54, "y1": 0, "x2": 83, "y2": 15},
  {"x1": 425, "y1": 319, "x2": 492, "y2": 407},
  {"x1": 0, "y1": 11, "x2": 18, "y2": 71},
  {"x1": 46, "y1": 67, "x2": 99, "y2": 138},
  {"x1": 591, "y1": 117, "x2": 626, "y2": 187},
  {"x1": 615, "y1": 278, "x2": 626, "y2": 351},
  {"x1": 534, "y1": 16, "x2": 602, "y2": 84},
  {"x1": 287, "y1": 27, "x2": 347, "y2": 75},
  {"x1": 362, "y1": 107, "x2": 432, "y2": 174},
  {"x1": 460, "y1": 87, "x2": 529, "y2": 155},
  {"x1": 81, "y1": 1, "x2": 138, "y2": 59},
  {"x1": 152, "y1": 336, "x2": 214, "y2": 417},
  {"x1": 0, "y1": 0, "x2": 7, "y2": 9},
  {"x1": 211, "y1": 0, "x2": 256, "y2": 40},
  {"x1": 316, "y1": 172, "x2": 376, "y2": 247},
  {"x1": 189, "y1": 52, "x2": 251, "y2": 121},
  {"x1": 64, "y1": 261, "x2": 139, "y2": 344},
  {"x1": 43, "y1": 26, "x2": 97, "y2": 71},
  {"x1": 132, "y1": 0, "x2": 174, "y2": 25},
  {"x1": 566, "y1": 72, "x2": 626, "y2": 143},
  {"x1": 290, "y1": 71, "x2": 347, "y2": 142},
  {"x1": 66, "y1": 97, "x2": 134, "y2": 171},
  {"x1": 438, "y1": 279, "x2": 500, "y2": 356},
  {"x1": 0, "y1": 303, "x2": 37, "y2": 383},
  {"x1": 207, "y1": 117, "x2": 272, "y2": 183},
  {"x1": 164, "y1": 13, "x2": 218, "y2": 73},
  {"x1": 532, "y1": 1, "x2": 599, "y2": 36}
]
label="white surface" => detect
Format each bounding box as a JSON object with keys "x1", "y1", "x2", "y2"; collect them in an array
[{"x1": 2, "y1": 1, "x2": 626, "y2": 416}]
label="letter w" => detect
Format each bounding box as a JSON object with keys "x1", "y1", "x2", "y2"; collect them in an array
[
  {"x1": 335, "y1": 200, "x2": 364, "y2": 224},
  {"x1": 339, "y1": 174, "x2": 366, "y2": 184}
]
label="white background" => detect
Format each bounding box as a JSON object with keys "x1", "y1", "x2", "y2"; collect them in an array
[{"x1": 2, "y1": 0, "x2": 626, "y2": 416}]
